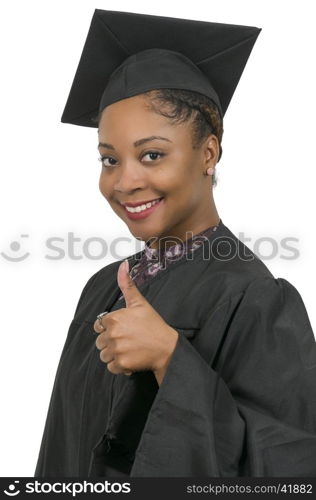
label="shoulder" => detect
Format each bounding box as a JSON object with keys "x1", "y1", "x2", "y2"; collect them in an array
[
  {"x1": 214, "y1": 275, "x2": 311, "y2": 324},
  {"x1": 240, "y1": 275, "x2": 309, "y2": 312},
  {"x1": 200, "y1": 275, "x2": 310, "y2": 332},
  {"x1": 222, "y1": 276, "x2": 315, "y2": 353},
  {"x1": 192, "y1": 221, "x2": 276, "y2": 307},
  {"x1": 208, "y1": 220, "x2": 275, "y2": 281},
  {"x1": 78, "y1": 259, "x2": 120, "y2": 294}
]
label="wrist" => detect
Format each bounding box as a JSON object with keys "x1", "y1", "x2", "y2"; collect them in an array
[{"x1": 153, "y1": 326, "x2": 179, "y2": 373}]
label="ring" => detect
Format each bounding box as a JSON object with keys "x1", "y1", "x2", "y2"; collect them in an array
[{"x1": 97, "y1": 311, "x2": 109, "y2": 327}]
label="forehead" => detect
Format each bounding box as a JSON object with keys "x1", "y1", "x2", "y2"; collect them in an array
[
  {"x1": 98, "y1": 94, "x2": 192, "y2": 140},
  {"x1": 99, "y1": 94, "x2": 161, "y2": 124}
]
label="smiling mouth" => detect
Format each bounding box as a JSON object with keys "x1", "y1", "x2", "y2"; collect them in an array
[
  {"x1": 122, "y1": 197, "x2": 164, "y2": 213},
  {"x1": 121, "y1": 197, "x2": 165, "y2": 220}
]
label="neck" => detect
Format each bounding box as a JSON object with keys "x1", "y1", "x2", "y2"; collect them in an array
[{"x1": 147, "y1": 205, "x2": 220, "y2": 251}]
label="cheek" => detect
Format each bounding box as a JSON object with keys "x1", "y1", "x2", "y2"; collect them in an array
[
  {"x1": 98, "y1": 174, "x2": 107, "y2": 195},
  {"x1": 168, "y1": 167, "x2": 204, "y2": 209},
  {"x1": 98, "y1": 174, "x2": 113, "y2": 202},
  {"x1": 155, "y1": 153, "x2": 193, "y2": 189},
  {"x1": 162, "y1": 154, "x2": 200, "y2": 194}
]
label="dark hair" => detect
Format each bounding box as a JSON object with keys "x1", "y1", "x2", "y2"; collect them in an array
[{"x1": 96, "y1": 88, "x2": 223, "y2": 187}]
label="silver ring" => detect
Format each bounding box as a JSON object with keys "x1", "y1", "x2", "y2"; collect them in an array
[{"x1": 97, "y1": 311, "x2": 109, "y2": 325}]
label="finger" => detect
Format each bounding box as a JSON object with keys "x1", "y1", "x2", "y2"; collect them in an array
[
  {"x1": 94, "y1": 314, "x2": 109, "y2": 333},
  {"x1": 94, "y1": 317, "x2": 104, "y2": 332},
  {"x1": 117, "y1": 259, "x2": 145, "y2": 308},
  {"x1": 94, "y1": 322, "x2": 104, "y2": 334},
  {"x1": 94, "y1": 310, "x2": 118, "y2": 333},
  {"x1": 106, "y1": 359, "x2": 122, "y2": 375},
  {"x1": 99, "y1": 347, "x2": 114, "y2": 364},
  {"x1": 106, "y1": 356, "x2": 133, "y2": 375},
  {"x1": 95, "y1": 332, "x2": 108, "y2": 351}
]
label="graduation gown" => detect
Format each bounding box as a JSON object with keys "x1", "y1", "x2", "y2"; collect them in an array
[{"x1": 34, "y1": 219, "x2": 316, "y2": 477}]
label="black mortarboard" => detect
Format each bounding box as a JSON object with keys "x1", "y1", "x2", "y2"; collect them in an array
[{"x1": 61, "y1": 9, "x2": 261, "y2": 127}]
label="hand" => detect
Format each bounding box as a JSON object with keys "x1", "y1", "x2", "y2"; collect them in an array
[{"x1": 93, "y1": 260, "x2": 179, "y2": 382}]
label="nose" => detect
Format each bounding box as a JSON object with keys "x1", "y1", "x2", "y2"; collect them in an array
[{"x1": 113, "y1": 161, "x2": 147, "y2": 193}]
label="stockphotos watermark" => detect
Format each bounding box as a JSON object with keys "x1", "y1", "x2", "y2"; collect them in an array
[
  {"x1": 1, "y1": 478, "x2": 314, "y2": 497},
  {"x1": 0, "y1": 231, "x2": 300, "y2": 264},
  {"x1": 2, "y1": 479, "x2": 131, "y2": 496}
]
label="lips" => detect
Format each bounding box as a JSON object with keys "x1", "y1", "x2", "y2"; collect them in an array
[
  {"x1": 122, "y1": 197, "x2": 165, "y2": 220},
  {"x1": 120, "y1": 197, "x2": 163, "y2": 208}
]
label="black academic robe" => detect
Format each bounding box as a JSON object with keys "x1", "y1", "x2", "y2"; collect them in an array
[{"x1": 34, "y1": 220, "x2": 316, "y2": 477}]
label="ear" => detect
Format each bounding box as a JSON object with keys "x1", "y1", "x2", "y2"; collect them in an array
[{"x1": 204, "y1": 134, "x2": 220, "y2": 166}]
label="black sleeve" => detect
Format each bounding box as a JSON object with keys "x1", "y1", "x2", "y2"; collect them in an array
[
  {"x1": 130, "y1": 277, "x2": 316, "y2": 477},
  {"x1": 34, "y1": 270, "x2": 101, "y2": 477}
]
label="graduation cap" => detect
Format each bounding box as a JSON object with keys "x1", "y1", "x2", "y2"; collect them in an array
[{"x1": 61, "y1": 9, "x2": 261, "y2": 127}]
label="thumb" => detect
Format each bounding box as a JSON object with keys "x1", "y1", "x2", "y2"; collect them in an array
[{"x1": 117, "y1": 259, "x2": 145, "y2": 308}]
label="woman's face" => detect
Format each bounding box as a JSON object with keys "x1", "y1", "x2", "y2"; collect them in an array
[{"x1": 98, "y1": 94, "x2": 219, "y2": 248}]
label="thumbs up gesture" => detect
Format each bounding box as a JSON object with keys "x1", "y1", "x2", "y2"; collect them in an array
[{"x1": 93, "y1": 259, "x2": 179, "y2": 384}]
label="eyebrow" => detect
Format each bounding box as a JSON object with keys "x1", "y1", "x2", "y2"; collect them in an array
[{"x1": 98, "y1": 135, "x2": 172, "y2": 150}]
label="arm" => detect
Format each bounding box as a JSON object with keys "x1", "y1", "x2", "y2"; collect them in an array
[
  {"x1": 153, "y1": 327, "x2": 179, "y2": 386},
  {"x1": 130, "y1": 277, "x2": 316, "y2": 477}
]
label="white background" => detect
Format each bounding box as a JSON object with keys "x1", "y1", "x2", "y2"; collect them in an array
[{"x1": 0, "y1": 0, "x2": 315, "y2": 476}]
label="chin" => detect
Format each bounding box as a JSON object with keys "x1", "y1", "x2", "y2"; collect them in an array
[{"x1": 129, "y1": 225, "x2": 162, "y2": 244}]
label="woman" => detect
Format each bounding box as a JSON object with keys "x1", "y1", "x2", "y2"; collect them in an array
[{"x1": 34, "y1": 9, "x2": 316, "y2": 477}]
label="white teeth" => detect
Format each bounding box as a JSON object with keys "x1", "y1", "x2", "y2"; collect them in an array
[{"x1": 125, "y1": 198, "x2": 162, "y2": 213}]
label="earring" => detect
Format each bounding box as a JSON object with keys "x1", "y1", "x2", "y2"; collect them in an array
[{"x1": 205, "y1": 167, "x2": 214, "y2": 176}]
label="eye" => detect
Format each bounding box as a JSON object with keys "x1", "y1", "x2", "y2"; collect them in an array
[
  {"x1": 142, "y1": 151, "x2": 165, "y2": 162},
  {"x1": 98, "y1": 155, "x2": 117, "y2": 167},
  {"x1": 98, "y1": 151, "x2": 165, "y2": 168}
]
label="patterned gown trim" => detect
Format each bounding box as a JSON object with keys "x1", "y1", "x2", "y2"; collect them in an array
[{"x1": 118, "y1": 222, "x2": 220, "y2": 301}]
